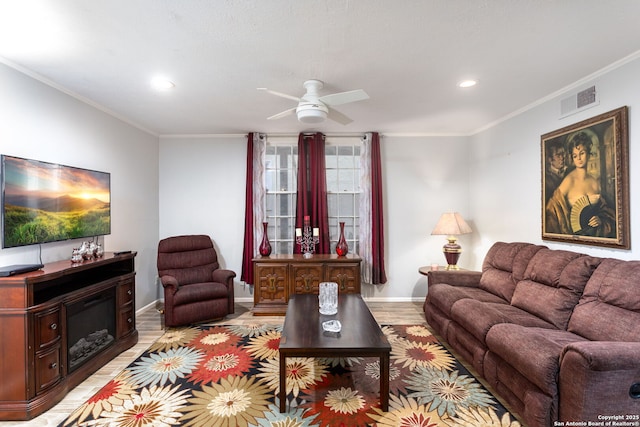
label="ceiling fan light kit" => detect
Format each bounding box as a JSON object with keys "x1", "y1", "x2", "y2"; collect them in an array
[
  {"x1": 296, "y1": 103, "x2": 328, "y2": 123},
  {"x1": 259, "y1": 79, "x2": 369, "y2": 125}
]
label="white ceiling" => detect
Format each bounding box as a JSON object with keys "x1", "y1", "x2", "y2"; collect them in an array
[{"x1": 1, "y1": 0, "x2": 640, "y2": 137}]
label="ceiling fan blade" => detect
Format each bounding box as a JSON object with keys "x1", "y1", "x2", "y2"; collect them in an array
[
  {"x1": 257, "y1": 87, "x2": 301, "y2": 102},
  {"x1": 319, "y1": 89, "x2": 369, "y2": 106},
  {"x1": 327, "y1": 107, "x2": 353, "y2": 125},
  {"x1": 267, "y1": 107, "x2": 297, "y2": 120}
]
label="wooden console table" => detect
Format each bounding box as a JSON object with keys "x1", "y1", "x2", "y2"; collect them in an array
[
  {"x1": 252, "y1": 254, "x2": 361, "y2": 315},
  {"x1": 0, "y1": 252, "x2": 138, "y2": 420}
]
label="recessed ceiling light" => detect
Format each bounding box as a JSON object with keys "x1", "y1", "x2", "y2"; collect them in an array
[
  {"x1": 458, "y1": 79, "x2": 478, "y2": 88},
  {"x1": 151, "y1": 77, "x2": 175, "y2": 90}
]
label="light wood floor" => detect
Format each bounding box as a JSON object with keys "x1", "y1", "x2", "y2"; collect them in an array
[{"x1": 0, "y1": 300, "x2": 426, "y2": 426}]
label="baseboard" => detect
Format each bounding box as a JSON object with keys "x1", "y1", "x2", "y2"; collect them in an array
[{"x1": 141, "y1": 296, "x2": 424, "y2": 312}]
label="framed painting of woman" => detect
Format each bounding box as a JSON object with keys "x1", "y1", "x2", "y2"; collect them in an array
[{"x1": 541, "y1": 106, "x2": 629, "y2": 249}]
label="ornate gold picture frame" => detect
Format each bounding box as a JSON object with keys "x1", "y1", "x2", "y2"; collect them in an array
[{"x1": 541, "y1": 106, "x2": 629, "y2": 248}]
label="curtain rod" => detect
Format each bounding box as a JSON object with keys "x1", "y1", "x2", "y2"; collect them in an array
[{"x1": 261, "y1": 132, "x2": 368, "y2": 138}]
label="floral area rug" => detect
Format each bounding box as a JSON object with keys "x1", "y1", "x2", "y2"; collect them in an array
[{"x1": 58, "y1": 324, "x2": 521, "y2": 426}]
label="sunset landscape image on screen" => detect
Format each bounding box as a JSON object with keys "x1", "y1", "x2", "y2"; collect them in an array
[{"x1": 2, "y1": 156, "x2": 111, "y2": 248}]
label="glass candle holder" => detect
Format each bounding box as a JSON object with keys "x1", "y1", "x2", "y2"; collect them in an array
[{"x1": 319, "y1": 282, "x2": 338, "y2": 315}]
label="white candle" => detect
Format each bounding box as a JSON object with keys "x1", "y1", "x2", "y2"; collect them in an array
[
  {"x1": 313, "y1": 228, "x2": 319, "y2": 236},
  {"x1": 295, "y1": 228, "x2": 302, "y2": 237}
]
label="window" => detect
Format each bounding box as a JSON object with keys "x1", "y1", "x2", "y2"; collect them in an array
[
  {"x1": 264, "y1": 137, "x2": 361, "y2": 255},
  {"x1": 326, "y1": 142, "x2": 360, "y2": 254},
  {"x1": 264, "y1": 143, "x2": 297, "y2": 254}
]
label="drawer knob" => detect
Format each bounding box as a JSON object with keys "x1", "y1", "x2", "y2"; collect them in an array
[
  {"x1": 128, "y1": 317, "x2": 133, "y2": 323},
  {"x1": 50, "y1": 323, "x2": 57, "y2": 330},
  {"x1": 127, "y1": 289, "x2": 132, "y2": 295},
  {"x1": 50, "y1": 362, "x2": 57, "y2": 369}
]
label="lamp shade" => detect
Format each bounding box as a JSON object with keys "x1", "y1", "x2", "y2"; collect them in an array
[{"x1": 431, "y1": 212, "x2": 472, "y2": 236}]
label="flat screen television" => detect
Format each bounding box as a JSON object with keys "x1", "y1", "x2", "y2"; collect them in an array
[{"x1": 1, "y1": 155, "x2": 111, "y2": 248}]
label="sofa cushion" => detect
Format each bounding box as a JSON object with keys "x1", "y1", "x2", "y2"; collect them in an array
[
  {"x1": 486, "y1": 324, "x2": 587, "y2": 394},
  {"x1": 568, "y1": 258, "x2": 640, "y2": 341},
  {"x1": 450, "y1": 299, "x2": 555, "y2": 343},
  {"x1": 511, "y1": 249, "x2": 602, "y2": 329},
  {"x1": 479, "y1": 242, "x2": 546, "y2": 301},
  {"x1": 173, "y1": 282, "x2": 231, "y2": 305}
]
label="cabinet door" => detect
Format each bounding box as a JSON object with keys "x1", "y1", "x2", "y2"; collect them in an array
[
  {"x1": 254, "y1": 264, "x2": 288, "y2": 304},
  {"x1": 325, "y1": 263, "x2": 360, "y2": 293},
  {"x1": 291, "y1": 264, "x2": 323, "y2": 294}
]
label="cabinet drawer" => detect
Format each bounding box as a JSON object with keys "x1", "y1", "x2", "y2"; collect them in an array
[
  {"x1": 291, "y1": 264, "x2": 323, "y2": 294},
  {"x1": 118, "y1": 280, "x2": 134, "y2": 305},
  {"x1": 118, "y1": 306, "x2": 135, "y2": 338},
  {"x1": 35, "y1": 345, "x2": 61, "y2": 393},
  {"x1": 325, "y1": 263, "x2": 360, "y2": 293},
  {"x1": 34, "y1": 307, "x2": 61, "y2": 349}
]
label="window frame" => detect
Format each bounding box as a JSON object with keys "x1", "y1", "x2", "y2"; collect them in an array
[{"x1": 263, "y1": 136, "x2": 362, "y2": 255}]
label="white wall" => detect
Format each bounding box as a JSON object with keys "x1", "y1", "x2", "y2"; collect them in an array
[
  {"x1": 0, "y1": 63, "x2": 160, "y2": 310},
  {"x1": 158, "y1": 136, "x2": 251, "y2": 298},
  {"x1": 469, "y1": 56, "x2": 640, "y2": 266},
  {"x1": 5, "y1": 54, "x2": 639, "y2": 307},
  {"x1": 158, "y1": 134, "x2": 469, "y2": 302}
]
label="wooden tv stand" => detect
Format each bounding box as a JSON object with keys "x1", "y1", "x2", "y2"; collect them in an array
[{"x1": 0, "y1": 252, "x2": 138, "y2": 420}]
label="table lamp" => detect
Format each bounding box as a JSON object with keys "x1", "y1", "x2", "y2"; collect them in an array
[{"x1": 431, "y1": 212, "x2": 472, "y2": 270}]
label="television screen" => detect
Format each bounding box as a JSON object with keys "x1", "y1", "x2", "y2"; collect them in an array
[{"x1": 1, "y1": 155, "x2": 111, "y2": 248}]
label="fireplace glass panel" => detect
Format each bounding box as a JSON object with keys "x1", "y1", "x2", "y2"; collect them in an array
[{"x1": 66, "y1": 288, "x2": 116, "y2": 372}]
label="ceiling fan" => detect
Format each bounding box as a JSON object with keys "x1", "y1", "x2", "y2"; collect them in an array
[{"x1": 258, "y1": 79, "x2": 369, "y2": 125}]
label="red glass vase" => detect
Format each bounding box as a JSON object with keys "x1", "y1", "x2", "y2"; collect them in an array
[
  {"x1": 336, "y1": 221, "x2": 348, "y2": 256},
  {"x1": 259, "y1": 222, "x2": 272, "y2": 256}
]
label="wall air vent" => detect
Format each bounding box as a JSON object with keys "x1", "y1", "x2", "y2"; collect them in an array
[{"x1": 560, "y1": 84, "x2": 599, "y2": 118}]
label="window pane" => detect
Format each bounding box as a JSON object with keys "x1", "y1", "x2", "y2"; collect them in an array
[
  {"x1": 265, "y1": 194, "x2": 275, "y2": 216},
  {"x1": 277, "y1": 217, "x2": 292, "y2": 239},
  {"x1": 326, "y1": 169, "x2": 338, "y2": 192},
  {"x1": 265, "y1": 170, "x2": 276, "y2": 192},
  {"x1": 325, "y1": 145, "x2": 337, "y2": 168},
  {"x1": 275, "y1": 146, "x2": 291, "y2": 167},
  {"x1": 338, "y1": 194, "x2": 354, "y2": 216},
  {"x1": 338, "y1": 169, "x2": 355, "y2": 191},
  {"x1": 327, "y1": 194, "x2": 338, "y2": 216},
  {"x1": 338, "y1": 146, "x2": 354, "y2": 167},
  {"x1": 276, "y1": 194, "x2": 292, "y2": 216}
]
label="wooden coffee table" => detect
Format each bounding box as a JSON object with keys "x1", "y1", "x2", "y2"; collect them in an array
[{"x1": 278, "y1": 293, "x2": 391, "y2": 412}]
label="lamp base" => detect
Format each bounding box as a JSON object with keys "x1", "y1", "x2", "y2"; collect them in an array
[{"x1": 442, "y1": 236, "x2": 462, "y2": 270}]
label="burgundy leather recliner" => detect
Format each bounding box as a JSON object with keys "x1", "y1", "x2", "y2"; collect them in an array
[{"x1": 157, "y1": 235, "x2": 235, "y2": 327}]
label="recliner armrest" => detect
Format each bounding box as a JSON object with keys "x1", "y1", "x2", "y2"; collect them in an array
[
  {"x1": 160, "y1": 275, "x2": 179, "y2": 294},
  {"x1": 212, "y1": 268, "x2": 236, "y2": 287},
  {"x1": 212, "y1": 268, "x2": 236, "y2": 314},
  {"x1": 559, "y1": 341, "x2": 640, "y2": 423}
]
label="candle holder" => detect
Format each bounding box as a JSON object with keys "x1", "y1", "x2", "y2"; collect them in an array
[{"x1": 296, "y1": 216, "x2": 319, "y2": 258}]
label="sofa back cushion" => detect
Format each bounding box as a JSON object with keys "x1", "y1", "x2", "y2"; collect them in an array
[
  {"x1": 568, "y1": 258, "x2": 640, "y2": 341},
  {"x1": 479, "y1": 242, "x2": 546, "y2": 301},
  {"x1": 511, "y1": 249, "x2": 601, "y2": 329}
]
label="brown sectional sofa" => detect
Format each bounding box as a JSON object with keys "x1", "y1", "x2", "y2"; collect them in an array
[{"x1": 424, "y1": 241, "x2": 640, "y2": 427}]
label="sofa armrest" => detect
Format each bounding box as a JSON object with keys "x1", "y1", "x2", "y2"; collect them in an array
[
  {"x1": 160, "y1": 275, "x2": 179, "y2": 295},
  {"x1": 558, "y1": 341, "x2": 640, "y2": 423},
  {"x1": 429, "y1": 270, "x2": 482, "y2": 288}
]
